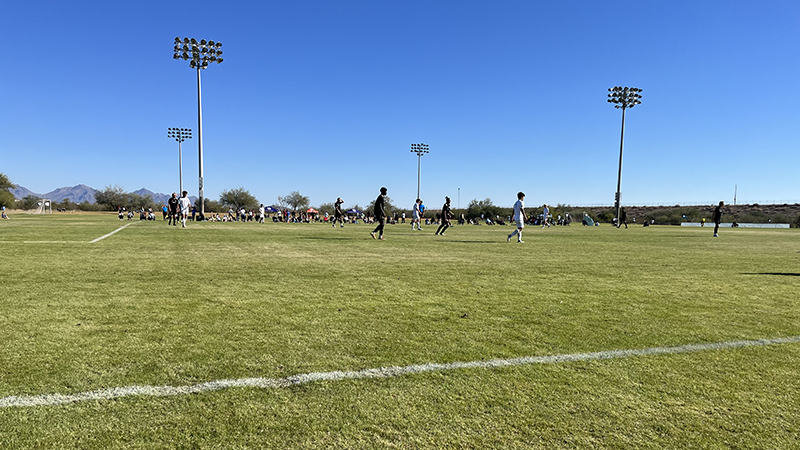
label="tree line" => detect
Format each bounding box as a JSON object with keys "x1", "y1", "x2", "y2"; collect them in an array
[{"x1": 2, "y1": 173, "x2": 800, "y2": 226}]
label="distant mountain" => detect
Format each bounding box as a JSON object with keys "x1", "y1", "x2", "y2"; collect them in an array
[
  {"x1": 10, "y1": 186, "x2": 42, "y2": 199},
  {"x1": 11, "y1": 185, "x2": 194, "y2": 205},
  {"x1": 133, "y1": 188, "x2": 198, "y2": 206},
  {"x1": 44, "y1": 185, "x2": 97, "y2": 204},
  {"x1": 133, "y1": 188, "x2": 170, "y2": 205}
]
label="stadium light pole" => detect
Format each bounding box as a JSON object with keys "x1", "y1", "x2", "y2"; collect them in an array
[
  {"x1": 173, "y1": 37, "x2": 224, "y2": 218},
  {"x1": 167, "y1": 128, "x2": 192, "y2": 193},
  {"x1": 410, "y1": 143, "x2": 429, "y2": 200},
  {"x1": 607, "y1": 86, "x2": 642, "y2": 225}
]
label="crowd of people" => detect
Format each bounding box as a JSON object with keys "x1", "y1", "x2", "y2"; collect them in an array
[{"x1": 103, "y1": 188, "x2": 730, "y2": 239}]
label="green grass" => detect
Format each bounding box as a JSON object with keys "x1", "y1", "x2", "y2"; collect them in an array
[{"x1": 1, "y1": 213, "x2": 799, "y2": 448}]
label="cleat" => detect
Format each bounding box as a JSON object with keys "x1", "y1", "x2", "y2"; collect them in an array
[
  {"x1": 507, "y1": 234, "x2": 512, "y2": 242},
  {"x1": 371, "y1": 232, "x2": 376, "y2": 239},
  {"x1": 518, "y1": 240, "x2": 524, "y2": 243}
]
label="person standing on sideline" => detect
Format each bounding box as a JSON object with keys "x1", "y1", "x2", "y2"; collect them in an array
[
  {"x1": 618, "y1": 207, "x2": 628, "y2": 229},
  {"x1": 178, "y1": 191, "x2": 192, "y2": 228},
  {"x1": 371, "y1": 187, "x2": 388, "y2": 240},
  {"x1": 541, "y1": 204, "x2": 551, "y2": 228},
  {"x1": 333, "y1": 197, "x2": 345, "y2": 228},
  {"x1": 435, "y1": 196, "x2": 453, "y2": 236},
  {"x1": 507, "y1": 192, "x2": 527, "y2": 243},
  {"x1": 713, "y1": 201, "x2": 724, "y2": 237},
  {"x1": 419, "y1": 200, "x2": 425, "y2": 228},
  {"x1": 167, "y1": 193, "x2": 179, "y2": 226},
  {"x1": 411, "y1": 199, "x2": 422, "y2": 230}
]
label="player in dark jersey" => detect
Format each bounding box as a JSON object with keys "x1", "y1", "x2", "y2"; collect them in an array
[
  {"x1": 713, "y1": 201, "x2": 723, "y2": 237},
  {"x1": 435, "y1": 196, "x2": 452, "y2": 236},
  {"x1": 370, "y1": 187, "x2": 387, "y2": 240},
  {"x1": 332, "y1": 197, "x2": 345, "y2": 228},
  {"x1": 167, "y1": 193, "x2": 179, "y2": 226}
]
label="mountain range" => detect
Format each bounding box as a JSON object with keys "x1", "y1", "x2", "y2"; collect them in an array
[{"x1": 10, "y1": 185, "x2": 185, "y2": 205}]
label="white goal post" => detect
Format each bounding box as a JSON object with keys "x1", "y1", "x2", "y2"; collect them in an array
[{"x1": 29, "y1": 198, "x2": 53, "y2": 214}]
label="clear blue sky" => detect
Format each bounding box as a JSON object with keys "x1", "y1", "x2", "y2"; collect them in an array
[{"x1": 2, "y1": 1, "x2": 798, "y2": 209}]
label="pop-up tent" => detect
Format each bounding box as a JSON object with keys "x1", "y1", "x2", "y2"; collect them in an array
[
  {"x1": 264, "y1": 206, "x2": 279, "y2": 213},
  {"x1": 306, "y1": 208, "x2": 318, "y2": 214},
  {"x1": 346, "y1": 208, "x2": 362, "y2": 215}
]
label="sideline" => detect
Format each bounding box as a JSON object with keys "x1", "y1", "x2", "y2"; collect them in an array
[
  {"x1": 89, "y1": 222, "x2": 137, "y2": 243},
  {"x1": 1, "y1": 335, "x2": 798, "y2": 408}
]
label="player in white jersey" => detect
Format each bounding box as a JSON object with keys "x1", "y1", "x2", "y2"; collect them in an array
[
  {"x1": 411, "y1": 199, "x2": 422, "y2": 230},
  {"x1": 541, "y1": 204, "x2": 551, "y2": 228},
  {"x1": 507, "y1": 191, "x2": 527, "y2": 243},
  {"x1": 178, "y1": 191, "x2": 192, "y2": 228}
]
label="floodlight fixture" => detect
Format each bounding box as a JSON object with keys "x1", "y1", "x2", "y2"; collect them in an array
[
  {"x1": 607, "y1": 86, "x2": 643, "y2": 226},
  {"x1": 168, "y1": 127, "x2": 192, "y2": 194},
  {"x1": 173, "y1": 36, "x2": 225, "y2": 218},
  {"x1": 410, "y1": 143, "x2": 430, "y2": 200}
]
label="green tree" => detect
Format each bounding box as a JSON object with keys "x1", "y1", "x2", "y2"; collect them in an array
[
  {"x1": 220, "y1": 188, "x2": 259, "y2": 211},
  {"x1": 466, "y1": 198, "x2": 499, "y2": 220},
  {"x1": 278, "y1": 191, "x2": 309, "y2": 212},
  {"x1": 0, "y1": 173, "x2": 15, "y2": 209},
  {"x1": 597, "y1": 209, "x2": 616, "y2": 223},
  {"x1": 20, "y1": 195, "x2": 40, "y2": 210},
  {"x1": 0, "y1": 173, "x2": 15, "y2": 191},
  {"x1": 367, "y1": 196, "x2": 396, "y2": 216},
  {"x1": 127, "y1": 193, "x2": 156, "y2": 211},
  {"x1": 0, "y1": 191, "x2": 14, "y2": 209},
  {"x1": 95, "y1": 186, "x2": 128, "y2": 210},
  {"x1": 196, "y1": 198, "x2": 222, "y2": 213},
  {"x1": 316, "y1": 202, "x2": 335, "y2": 216}
]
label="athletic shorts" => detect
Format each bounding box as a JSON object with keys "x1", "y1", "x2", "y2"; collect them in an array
[{"x1": 515, "y1": 220, "x2": 524, "y2": 229}]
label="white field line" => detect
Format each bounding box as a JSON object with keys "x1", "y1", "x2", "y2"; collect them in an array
[
  {"x1": 2, "y1": 335, "x2": 799, "y2": 408},
  {"x1": 89, "y1": 222, "x2": 136, "y2": 243}
]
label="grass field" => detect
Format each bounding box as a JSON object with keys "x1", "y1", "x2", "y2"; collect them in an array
[{"x1": 1, "y1": 213, "x2": 799, "y2": 449}]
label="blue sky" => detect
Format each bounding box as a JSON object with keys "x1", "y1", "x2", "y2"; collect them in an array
[{"x1": 1, "y1": 1, "x2": 798, "y2": 209}]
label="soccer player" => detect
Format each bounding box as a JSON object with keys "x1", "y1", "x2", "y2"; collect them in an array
[
  {"x1": 435, "y1": 196, "x2": 452, "y2": 235},
  {"x1": 258, "y1": 204, "x2": 265, "y2": 223},
  {"x1": 370, "y1": 187, "x2": 388, "y2": 240},
  {"x1": 507, "y1": 192, "x2": 527, "y2": 243},
  {"x1": 332, "y1": 197, "x2": 345, "y2": 227},
  {"x1": 713, "y1": 201, "x2": 723, "y2": 237},
  {"x1": 167, "y1": 193, "x2": 179, "y2": 226},
  {"x1": 541, "y1": 204, "x2": 551, "y2": 228},
  {"x1": 178, "y1": 191, "x2": 192, "y2": 228},
  {"x1": 411, "y1": 199, "x2": 422, "y2": 230}
]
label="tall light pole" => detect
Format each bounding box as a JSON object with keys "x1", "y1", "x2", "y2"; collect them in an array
[
  {"x1": 410, "y1": 143, "x2": 429, "y2": 200},
  {"x1": 607, "y1": 86, "x2": 642, "y2": 225},
  {"x1": 167, "y1": 128, "x2": 192, "y2": 193},
  {"x1": 173, "y1": 37, "x2": 224, "y2": 218}
]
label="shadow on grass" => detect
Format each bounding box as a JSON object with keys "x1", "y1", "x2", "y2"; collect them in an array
[
  {"x1": 299, "y1": 236, "x2": 354, "y2": 241},
  {"x1": 743, "y1": 273, "x2": 800, "y2": 277},
  {"x1": 451, "y1": 240, "x2": 504, "y2": 244}
]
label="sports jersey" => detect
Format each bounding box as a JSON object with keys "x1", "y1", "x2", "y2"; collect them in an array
[{"x1": 513, "y1": 200, "x2": 524, "y2": 222}]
